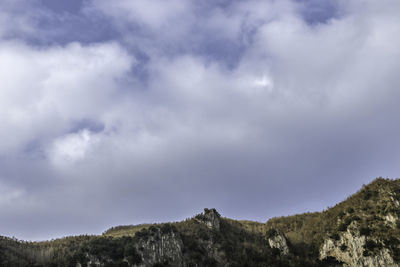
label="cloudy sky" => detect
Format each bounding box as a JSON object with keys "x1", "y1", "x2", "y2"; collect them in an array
[{"x1": 1, "y1": 0, "x2": 400, "y2": 241}]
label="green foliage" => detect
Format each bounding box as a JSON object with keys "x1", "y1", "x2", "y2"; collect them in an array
[
  {"x1": 265, "y1": 228, "x2": 278, "y2": 239},
  {"x1": 153, "y1": 262, "x2": 169, "y2": 267},
  {"x1": 338, "y1": 222, "x2": 349, "y2": 232},
  {"x1": 363, "y1": 239, "x2": 383, "y2": 256},
  {"x1": 76, "y1": 236, "x2": 142, "y2": 266},
  {"x1": 346, "y1": 207, "x2": 354, "y2": 214},
  {"x1": 330, "y1": 233, "x2": 340, "y2": 241},
  {"x1": 1, "y1": 177, "x2": 400, "y2": 266},
  {"x1": 103, "y1": 224, "x2": 151, "y2": 238},
  {"x1": 392, "y1": 247, "x2": 400, "y2": 262},
  {"x1": 359, "y1": 226, "x2": 371, "y2": 236}
]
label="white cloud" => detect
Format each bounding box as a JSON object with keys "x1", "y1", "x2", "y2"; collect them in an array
[
  {"x1": 0, "y1": 41, "x2": 133, "y2": 155},
  {"x1": 48, "y1": 129, "x2": 100, "y2": 167},
  {"x1": 95, "y1": 0, "x2": 190, "y2": 29},
  {"x1": 0, "y1": 1, "x2": 35, "y2": 38},
  {"x1": 0, "y1": 182, "x2": 24, "y2": 206},
  {"x1": 1, "y1": 0, "x2": 400, "y2": 240}
]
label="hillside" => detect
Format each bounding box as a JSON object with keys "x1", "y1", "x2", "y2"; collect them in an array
[{"x1": 1, "y1": 177, "x2": 400, "y2": 266}]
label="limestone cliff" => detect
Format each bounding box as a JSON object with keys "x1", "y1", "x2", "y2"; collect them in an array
[
  {"x1": 2, "y1": 178, "x2": 400, "y2": 267},
  {"x1": 134, "y1": 225, "x2": 184, "y2": 267},
  {"x1": 267, "y1": 232, "x2": 289, "y2": 255},
  {"x1": 320, "y1": 221, "x2": 398, "y2": 266},
  {"x1": 195, "y1": 208, "x2": 221, "y2": 230}
]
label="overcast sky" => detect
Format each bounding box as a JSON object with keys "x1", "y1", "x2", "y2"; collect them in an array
[{"x1": 1, "y1": 0, "x2": 400, "y2": 241}]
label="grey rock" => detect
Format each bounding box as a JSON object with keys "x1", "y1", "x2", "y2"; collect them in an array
[{"x1": 320, "y1": 221, "x2": 398, "y2": 267}]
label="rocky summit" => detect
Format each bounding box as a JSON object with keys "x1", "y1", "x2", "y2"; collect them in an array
[{"x1": 1, "y1": 177, "x2": 400, "y2": 266}]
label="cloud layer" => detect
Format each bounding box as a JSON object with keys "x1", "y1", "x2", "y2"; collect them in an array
[{"x1": 1, "y1": 0, "x2": 400, "y2": 240}]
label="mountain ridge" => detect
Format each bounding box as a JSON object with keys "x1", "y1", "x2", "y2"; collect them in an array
[{"x1": 1, "y1": 177, "x2": 400, "y2": 266}]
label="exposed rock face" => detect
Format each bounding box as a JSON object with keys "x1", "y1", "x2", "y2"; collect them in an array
[
  {"x1": 86, "y1": 257, "x2": 102, "y2": 266},
  {"x1": 135, "y1": 226, "x2": 184, "y2": 267},
  {"x1": 320, "y1": 222, "x2": 398, "y2": 267},
  {"x1": 268, "y1": 233, "x2": 289, "y2": 255},
  {"x1": 6, "y1": 177, "x2": 400, "y2": 267},
  {"x1": 196, "y1": 208, "x2": 221, "y2": 230},
  {"x1": 385, "y1": 213, "x2": 398, "y2": 227}
]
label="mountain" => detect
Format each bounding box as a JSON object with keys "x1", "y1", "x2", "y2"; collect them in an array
[{"x1": 1, "y1": 177, "x2": 400, "y2": 266}]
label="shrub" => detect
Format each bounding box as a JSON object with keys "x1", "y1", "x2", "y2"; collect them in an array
[
  {"x1": 338, "y1": 222, "x2": 349, "y2": 232},
  {"x1": 265, "y1": 229, "x2": 278, "y2": 239},
  {"x1": 362, "y1": 189, "x2": 378, "y2": 200},
  {"x1": 338, "y1": 216, "x2": 360, "y2": 232},
  {"x1": 149, "y1": 226, "x2": 158, "y2": 233},
  {"x1": 364, "y1": 240, "x2": 382, "y2": 252},
  {"x1": 346, "y1": 208, "x2": 354, "y2": 214},
  {"x1": 392, "y1": 248, "x2": 400, "y2": 261},
  {"x1": 330, "y1": 233, "x2": 340, "y2": 241},
  {"x1": 124, "y1": 243, "x2": 142, "y2": 265},
  {"x1": 153, "y1": 263, "x2": 167, "y2": 267},
  {"x1": 359, "y1": 227, "x2": 371, "y2": 236},
  {"x1": 160, "y1": 224, "x2": 176, "y2": 234}
]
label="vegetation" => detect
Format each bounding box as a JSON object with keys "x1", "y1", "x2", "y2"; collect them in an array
[
  {"x1": 103, "y1": 224, "x2": 152, "y2": 238},
  {"x1": 1, "y1": 177, "x2": 400, "y2": 266},
  {"x1": 264, "y1": 178, "x2": 400, "y2": 248}
]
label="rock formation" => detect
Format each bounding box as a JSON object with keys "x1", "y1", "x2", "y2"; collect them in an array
[
  {"x1": 195, "y1": 208, "x2": 221, "y2": 230},
  {"x1": 134, "y1": 226, "x2": 184, "y2": 267},
  {"x1": 268, "y1": 232, "x2": 289, "y2": 255},
  {"x1": 2, "y1": 178, "x2": 400, "y2": 266},
  {"x1": 320, "y1": 221, "x2": 399, "y2": 266}
]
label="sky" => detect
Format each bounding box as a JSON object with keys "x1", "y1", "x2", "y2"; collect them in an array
[{"x1": 0, "y1": 0, "x2": 400, "y2": 241}]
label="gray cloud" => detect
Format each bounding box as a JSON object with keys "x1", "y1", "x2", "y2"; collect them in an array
[{"x1": 0, "y1": 0, "x2": 400, "y2": 240}]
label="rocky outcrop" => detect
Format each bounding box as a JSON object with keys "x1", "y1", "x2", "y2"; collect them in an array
[
  {"x1": 195, "y1": 208, "x2": 221, "y2": 230},
  {"x1": 5, "y1": 177, "x2": 400, "y2": 267},
  {"x1": 320, "y1": 222, "x2": 398, "y2": 267},
  {"x1": 135, "y1": 226, "x2": 184, "y2": 267},
  {"x1": 268, "y1": 233, "x2": 289, "y2": 255},
  {"x1": 267, "y1": 230, "x2": 289, "y2": 255},
  {"x1": 384, "y1": 213, "x2": 398, "y2": 227}
]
